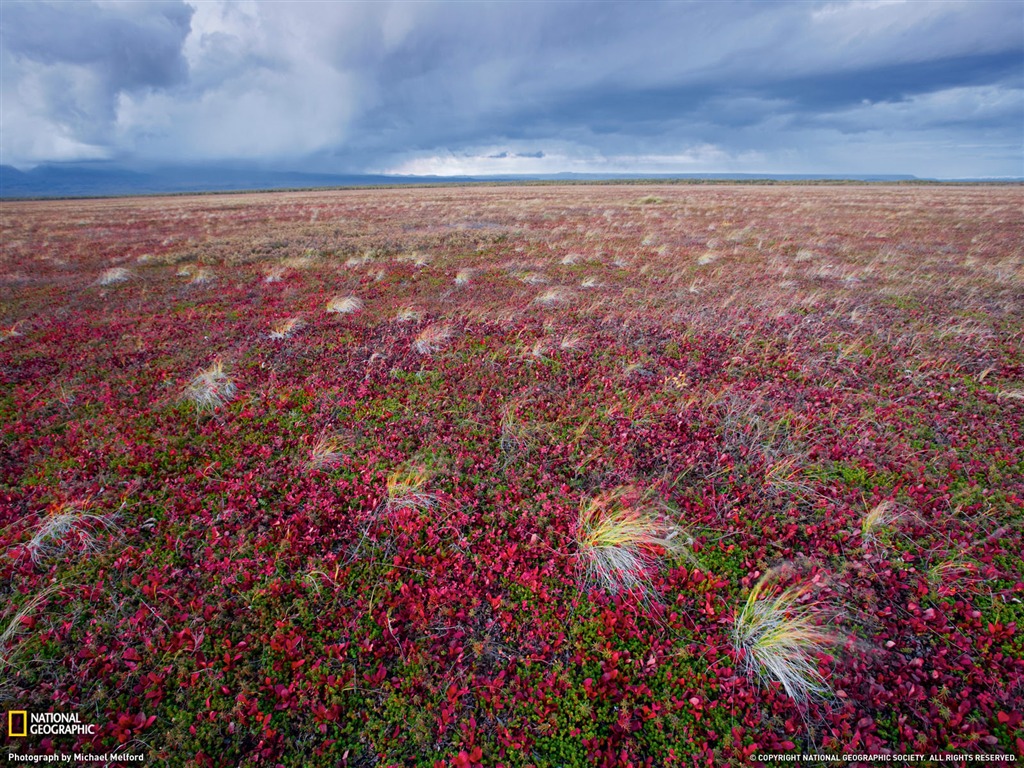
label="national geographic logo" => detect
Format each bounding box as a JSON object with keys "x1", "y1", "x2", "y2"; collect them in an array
[
  {"x1": 7, "y1": 711, "x2": 97, "y2": 736},
  {"x1": 8, "y1": 711, "x2": 27, "y2": 737}
]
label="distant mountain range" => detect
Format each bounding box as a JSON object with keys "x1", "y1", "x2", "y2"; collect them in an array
[
  {"x1": 1, "y1": 163, "x2": 461, "y2": 198},
  {"x1": 1, "y1": 162, "x2": 1009, "y2": 199}
]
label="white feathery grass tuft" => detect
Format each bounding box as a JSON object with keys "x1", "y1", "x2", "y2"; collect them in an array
[
  {"x1": 534, "y1": 287, "x2": 571, "y2": 307},
  {"x1": 413, "y1": 324, "x2": 453, "y2": 354},
  {"x1": 396, "y1": 307, "x2": 421, "y2": 323},
  {"x1": 182, "y1": 359, "x2": 236, "y2": 412},
  {"x1": 25, "y1": 503, "x2": 120, "y2": 565},
  {"x1": 580, "y1": 276, "x2": 601, "y2": 289},
  {"x1": 269, "y1": 317, "x2": 304, "y2": 339},
  {"x1": 190, "y1": 267, "x2": 215, "y2": 284},
  {"x1": 263, "y1": 265, "x2": 287, "y2": 283},
  {"x1": 575, "y1": 486, "x2": 688, "y2": 598},
  {"x1": 733, "y1": 568, "x2": 841, "y2": 704},
  {"x1": 455, "y1": 269, "x2": 473, "y2": 287},
  {"x1": 326, "y1": 295, "x2": 363, "y2": 315},
  {"x1": 97, "y1": 267, "x2": 131, "y2": 285}
]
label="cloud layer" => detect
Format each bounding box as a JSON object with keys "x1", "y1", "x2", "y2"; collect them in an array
[{"x1": 2, "y1": 0, "x2": 1021, "y2": 177}]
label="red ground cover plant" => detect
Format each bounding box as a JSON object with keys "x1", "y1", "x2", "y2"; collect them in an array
[{"x1": 1, "y1": 183, "x2": 1022, "y2": 765}]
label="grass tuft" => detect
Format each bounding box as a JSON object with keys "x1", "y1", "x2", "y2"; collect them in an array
[
  {"x1": 25, "y1": 503, "x2": 119, "y2": 565},
  {"x1": 307, "y1": 434, "x2": 348, "y2": 470},
  {"x1": 385, "y1": 463, "x2": 438, "y2": 512},
  {"x1": 518, "y1": 271, "x2": 549, "y2": 285},
  {"x1": 1, "y1": 586, "x2": 60, "y2": 693},
  {"x1": 182, "y1": 359, "x2": 236, "y2": 412},
  {"x1": 326, "y1": 295, "x2": 363, "y2": 315},
  {"x1": 413, "y1": 324, "x2": 453, "y2": 354},
  {"x1": 575, "y1": 486, "x2": 687, "y2": 597},
  {"x1": 733, "y1": 568, "x2": 840, "y2": 704},
  {"x1": 0, "y1": 323, "x2": 23, "y2": 341},
  {"x1": 263, "y1": 265, "x2": 287, "y2": 283},
  {"x1": 534, "y1": 287, "x2": 571, "y2": 307},
  {"x1": 499, "y1": 401, "x2": 545, "y2": 464},
  {"x1": 269, "y1": 317, "x2": 304, "y2": 339},
  {"x1": 97, "y1": 267, "x2": 131, "y2": 285},
  {"x1": 996, "y1": 386, "x2": 1024, "y2": 401},
  {"x1": 560, "y1": 334, "x2": 585, "y2": 351},
  {"x1": 190, "y1": 267, "x2": 215, "y2": 284},
  {"x1": 861, "y1": 500, "x2": 902, "y2": 550}
]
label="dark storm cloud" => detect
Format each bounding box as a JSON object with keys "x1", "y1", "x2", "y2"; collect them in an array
[
  {"x1": 1, "y1": 0, "x2": 1021, "y2": 177},
  {"x1": 318, "y1": 0, "x2": 1024, "y2": 176},
  {"x1": 533, "y1": 50, "x2": 1022, "y2": 126},
  {"x1": 1, "y1": 0, "x2": 193, "y2": 160},
  {"x1": 2, "y1": 1, "x2": 193, "y2": 91}
]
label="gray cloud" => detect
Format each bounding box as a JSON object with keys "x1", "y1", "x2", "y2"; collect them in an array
[
  {"x1": 1, "y1": 0, "x2": 193, "y2": 161},
  {"x1": 1, "y1": 0, "x2": 1021, "y2": 176},
  {"x1": 2, "y1": 1, "x2": 192, "y2": 90}
]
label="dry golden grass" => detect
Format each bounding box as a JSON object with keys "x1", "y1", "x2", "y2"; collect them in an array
[
  {"x1": 413, "y1": 324, "x2": 453, "y2": 354},
  {"x1": 396, "y1": 307, "x2": 421, "y2": 322},
  {"x1": 576, "y1": 486, "x2": 687, "y2": 597},
  {"x1": 861, "y1": 500, "x2": 903, "y2": 550},
  {"x1": 733, "y1": 568, "x2": 840, "y2": 704},
  {"x1": 534, "y1": 287, "x2": 571, "y2": 307},
  {"x1": 190, "y1": 267, "x2": 215, "y2": 284},
  {"x1": 97, "y1": 267, "x2": 131, "y2": 285},
  {"x1": 269, "y1": 317, "x2": 304, "y2": 339},
  {"x1": 326, "y1": 295, "x2": 363, "y2": 315},
  {"x1": 0, "y1": 323, "x2": 23, "y2": 341},
  {"x1": 307, "y1": 434, "x2": 348, "y2": 470},
  {"x1": 518, "y1": 271, "x2": 549, "y2": 285},
  {"x1": 384, "y1": 462, "x2": 438, "y2": 512},
  {"x1": 24, "y1": 503, "x2": 119, "y2": 565},
  {"x1": 1, "y1": 585, "x2": 61, "y2": 694},
  {"x1": 182, "y1": 359, "x2": 236, "y2": 412}
]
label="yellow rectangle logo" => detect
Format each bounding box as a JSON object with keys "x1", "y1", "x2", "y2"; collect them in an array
[{"x1": 8, "y1": 710, "x2": 28, "y2": 737}]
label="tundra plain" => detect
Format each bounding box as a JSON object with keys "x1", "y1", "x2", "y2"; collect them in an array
[{"x1": 1, "y1": 184, "x2": 1022, "y2": 765}]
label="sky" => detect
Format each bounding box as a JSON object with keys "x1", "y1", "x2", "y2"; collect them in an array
[{"x1": 1, "y1": 0, "x2": 1022, "y2": 178}]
